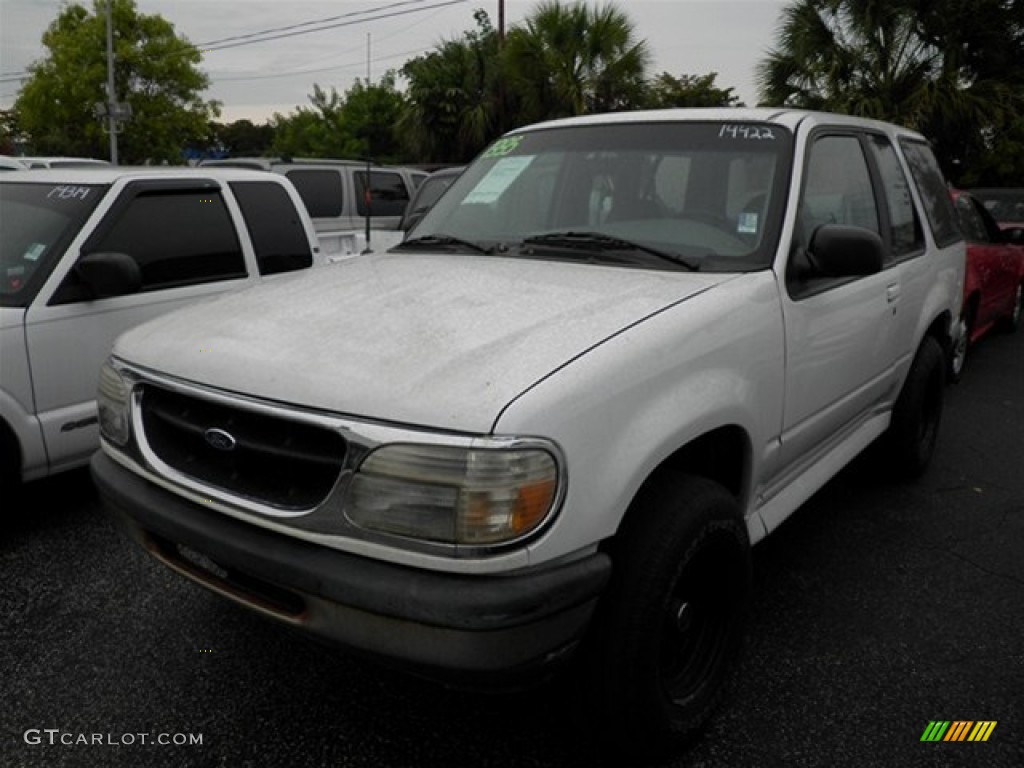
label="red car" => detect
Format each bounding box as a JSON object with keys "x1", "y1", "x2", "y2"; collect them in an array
[
  {"x1": 969, "y1": 187, "x2": 1024, "y2": 231},
  {"x1": 949, "y1": 190, "x2": 1024, "y2": 379}
]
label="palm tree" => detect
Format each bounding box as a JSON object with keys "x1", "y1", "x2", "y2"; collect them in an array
[
  {"x1": 399, "y1": 10, "x2": 506, "y2": 163},
  {"x1": 504, "y1": 1, "x2": 650, "y2": 123},
  {"x1": 756, "y1": 0, "x2": 1023, "y2": 182},
  {"x1": 758, "y1": 0, "x2": 945, "y2": 123}
]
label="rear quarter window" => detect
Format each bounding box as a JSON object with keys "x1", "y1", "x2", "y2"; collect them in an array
[
  {"x1": 284, "y1": 169, "x2": 343, "y2": 218},
  {"x1": 355, "y1": 171, "x2": 410, "y2": 217},
  {"x1": 230, "y1": 181, "x2": 313, "y2": 275},
  {"x1": 899, "y1": 139, "x2": 961, "y2": 248}
]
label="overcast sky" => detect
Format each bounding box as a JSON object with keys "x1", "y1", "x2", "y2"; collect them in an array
[{"x1": 1, "y1": 0, "x2": 789, "y2": 123}]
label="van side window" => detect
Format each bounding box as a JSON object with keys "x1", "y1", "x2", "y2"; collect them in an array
[
  {"x1": 230, "y1": 181, "x2": 313, "y2": 275},
  {"x1": 355, "y1": 171, "x2": 410, "y2": 217},
  {"x1": 90, "y1": 190, "x2": 245, "y2": 291},
  {"x1": 788, "y1": 133, "x2": 880, "y2": 297},
  {"x1": 898, "y1": 139, "x2": 961, "y2": 247},
  {"x1": 867, "y1": 135, "x2": 924, "y2": 260},
  {"x1": 285, "y1": 170, "x2": 343, "y2": 218},
  {"x1": 800, "y1": 135, "x2": 879, "y2": 243}
]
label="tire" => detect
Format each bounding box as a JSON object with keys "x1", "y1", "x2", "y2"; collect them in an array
[
  {"x1": 0, "y1": 425, "x2": 21, "y2": 507},
  {"x1": 948, "y1": 302, "x2": 974, "y2": 383},
  {"x1": 883, "y1": 335, "x2": 945, "y2": 478},
  {"x1": 998, "y1": 283, "x2": 1022, "y2": 334},
  {"x1": 582, "y1": 475, "x2": 751, "y2": 761}
]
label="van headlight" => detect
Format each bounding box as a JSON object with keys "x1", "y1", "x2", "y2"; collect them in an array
[
  {"x1": 344, "y1": 442, "x2": 560, "y2": 546},
  {"x1": 97, "y1": 361, "x2": 131, "y2": 446}
]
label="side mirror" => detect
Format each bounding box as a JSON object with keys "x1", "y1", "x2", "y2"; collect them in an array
[
  {"x1": 808, "y1": 224, "x2": 884, "y2": 277},
  {"x1": 1002, "y1": 226, "x2": 1024, "y2": 246},
  {"x1": 75, "y1": 251, "x2": 142, "y2": 299},
  {"x1": 401, "y1": 208, "x2": 428, "y2": 234}
]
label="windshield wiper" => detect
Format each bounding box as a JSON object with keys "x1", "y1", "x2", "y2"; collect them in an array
[
  {"x1": 392, "y1": 234, "x2": 494, "y2": 255},
  {"x1": 520, "y1": 231, "x2": 699, "y2": 271}
]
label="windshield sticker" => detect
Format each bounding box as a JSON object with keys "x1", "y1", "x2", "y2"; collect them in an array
[
  {"x1": 463, "y1": 156, "x2": 534, "y2": 204},
  {"x1": 481, "y1": 136, "x2": 524, "y2": 158},
  {"x1": 719, "y1": 125, "x2": 776, "y2": 141},
  {"x1": 23, "y1": 243, "x2": 46, "y2": 262},
  {"x1": 737, "y1": 212, "x2": 759, "y2": 234},
  {"x1": 47, "y1": 185, "x2": 92, "y2": 201}
]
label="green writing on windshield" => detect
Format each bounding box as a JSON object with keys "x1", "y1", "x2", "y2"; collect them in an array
[{"x1": 481, "y1": 136, "x2": 523, "y2": 158}]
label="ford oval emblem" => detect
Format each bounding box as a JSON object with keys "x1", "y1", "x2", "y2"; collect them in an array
[{"x1": 204, "y1": 428, "x2": 237, "y2": 452}]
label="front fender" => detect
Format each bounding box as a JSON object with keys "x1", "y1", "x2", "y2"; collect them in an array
[
  {"x1": 497, "y1": 272, "x2": 785, "y2": 566},
  {"x1": 0, "y1": 387, "x2": 48, "y2": 482}
]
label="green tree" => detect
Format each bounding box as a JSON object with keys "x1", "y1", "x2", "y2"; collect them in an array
[
  {"x1": 271, "y1": 75, "x2": 406, "y2": 161},
  {"x1": 642, "y1": 72, "x2": 743, "y2": 109},
  {"x1": 14, "y1": 0, "x2": 218, "y2": 164},
  {"x1": 504, "y1": 1, "x2": 650, "y2": 122},
  {"x1": 912, "y1": 0, "x2": 1024, "y2": 185},
  {"x1": 338, "y1": 75, "x2": 407, "y2": 162},
  {"x1": 399, "y1": 10, "x2": 506, "y2": 163},
  {"x1": 0, "y1": 108, "x2": 27, "y2": 154},
  {"x1": 271, "y1": 84, "x2": 343, "y2": 158},
  {"x1": 757, "y1": 0, "x2": 1023, "y2": 184},
  {"x1": 211, "y1": 119, "x2": 275, "y2": 158}
]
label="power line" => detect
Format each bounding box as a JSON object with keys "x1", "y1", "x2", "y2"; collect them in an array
[
  {"x1": 0, "y1": 0, "x2": 469, "y2": 83},
  {"x1": 202, "y1": 4, "x2": 455, "y2": 84},
  {"x1": 0, "y1": 72, "x2": 30, "y2": 84},
  {"x1": 199, "y1": 0, "x2": 468, "y2": 52},
  {"x1": 212, "y1": 47, "x2": 429, "y2": 83},
  {"x1": 197, "y1": 0, "x2": 447, "y2": 50}
]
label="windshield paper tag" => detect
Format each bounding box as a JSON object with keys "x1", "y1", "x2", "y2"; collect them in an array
[
  {"x1": 23, "y1": 243, "x2": 46, "y2": 261},
  {"x1": 464, "y1": 156, "x2": 534, "y2": 204},
  {"x1": 481, "y1": 136, "x2": 523, "y2": 158}
]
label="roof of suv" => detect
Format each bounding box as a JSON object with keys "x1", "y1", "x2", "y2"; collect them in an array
[
  {"x1": 513, "y1": 107, "x2": 928, "y2": 141},
  {"x1": 200, "y1": 157, "x2": 372, "y2": 170},
  {"x1": 0, "y1": 166, "x2": 284, "y2": 184}
]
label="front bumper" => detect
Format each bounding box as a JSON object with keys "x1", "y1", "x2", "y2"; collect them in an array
[{"x1": 91, "y1": 451, "x2": 611, "y2": 681}]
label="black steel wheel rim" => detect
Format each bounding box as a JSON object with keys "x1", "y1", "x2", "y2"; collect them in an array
[{"x1": 658, "y1": 535, "x2": 740, "y2": 705}]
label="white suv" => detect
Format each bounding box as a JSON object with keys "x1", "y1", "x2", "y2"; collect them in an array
[
  {"x1": 94, "y1": 109, "x2": 964, "y2": 759},
  {"x1": 0, "y1": 168, "x2": 322, "y2": 489}
]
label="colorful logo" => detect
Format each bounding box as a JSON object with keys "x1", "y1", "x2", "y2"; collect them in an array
[{"x1": 920, "y1": 721, "x2": 997, "y2": 742}]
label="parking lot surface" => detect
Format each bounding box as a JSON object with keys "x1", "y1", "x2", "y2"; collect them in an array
[{"x1": 2, "y1": 331, "x2": 1022, "y2": 768}]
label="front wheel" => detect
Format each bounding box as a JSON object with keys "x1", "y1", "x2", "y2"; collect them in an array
[
  {"x1": 582, "y1": 475, "x2": 751, "y2": 761},
  {"x1": 998, "y1": 283, "x2": 1022, "y2": 334},
  {"x1": 948, "y1": 307, "x2": 972, "y2": 382}
]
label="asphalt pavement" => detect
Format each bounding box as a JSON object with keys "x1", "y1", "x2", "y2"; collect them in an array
[{"x1": 2, "y1": 329, "x2": 1022, "y2": 768}]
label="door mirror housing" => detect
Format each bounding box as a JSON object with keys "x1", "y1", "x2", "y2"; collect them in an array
[
  {"x1": 75, "y1": 251, "x2": 142, "y2": 299},
  {"x1": 808, "y1": 224, "x2": 884, "y2": 277},
  {"x1": 1002, "y1": 226, "x2": 1024, "y2": 246}
]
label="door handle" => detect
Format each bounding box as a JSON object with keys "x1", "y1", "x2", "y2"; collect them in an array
[{"x1": 886, "y1": 283, "x2": 901, "y2": 303}]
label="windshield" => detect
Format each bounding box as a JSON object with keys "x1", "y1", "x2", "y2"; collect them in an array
[
  {"x1": 972, "y1": 189, "x2": 1024, "y2": 223},
  {"x1": 405, "y1": 121, "x2": 793, "y2": 271},
  {"x1": 412, "y1": 174, "x2": 458, "y2": 212},
  {"x1": 1, "y1": 182, "x2": 106, "y2": 306}
]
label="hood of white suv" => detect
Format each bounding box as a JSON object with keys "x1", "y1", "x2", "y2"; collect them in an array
[{"x1": 114, "y1": 252, "x2": 730, "y2": 432}]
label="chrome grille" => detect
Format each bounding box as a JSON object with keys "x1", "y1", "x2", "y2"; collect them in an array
[{"x1": 140, "y1": 385, "x2": 346, "y2": 510}]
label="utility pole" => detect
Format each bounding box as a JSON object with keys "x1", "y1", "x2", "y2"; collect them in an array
[
  {"x1": 106, "y1": 0, "x2": 118, "y2": 164},
  {"x1": 363, "y1": 32, "x2": 372, "y2": 253},
  {"x1": 497, "y1": 0, "x2": 506, "y2": 132}
]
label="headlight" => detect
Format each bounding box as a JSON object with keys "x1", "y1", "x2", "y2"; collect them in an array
[
  {"x1": 97, "y1": 361, "x2": 131, "y2": 446},
  {"x1": 344, "y1": 442, "x2": 560, "y2": 546}
]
